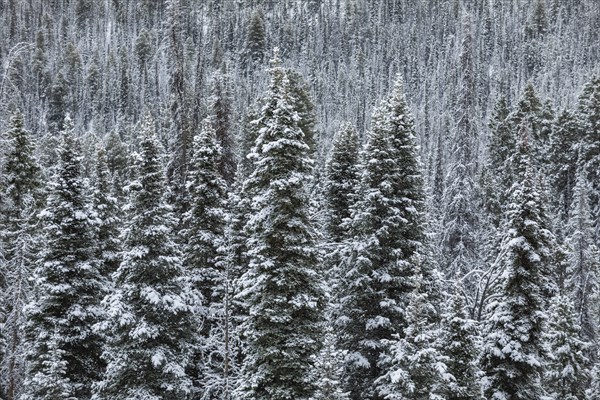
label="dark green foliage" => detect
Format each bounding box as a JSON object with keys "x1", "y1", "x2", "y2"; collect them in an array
[
  {"x1": 338, "y1": 78, "x2": 431, "y2": 400},
  {"x1": 94, "y1": 117, "x2": 198, "y2": 400},
  {"x1": 544, "y1": 294, "x2": 590, "y2": 400},
  {"x1": 481, "y1": 131, "x2": 556, "y2": 400},
  {"x1": 182, "y1": 120, "x2": 229, "y2": 397},
  {"x1": 0, "y1": 111, "x2": 43, "y2": 400},
  {"x1": 323, "y1": 122, "x2": 360, "y2": 242},
  {"x1": 93, "y1": 146, "x2": 122, "y2": 277},
  {"x1": 237, "y1": 51, "x2": 324, "y2": 400},
  {"x1": 22, "y1": 118, "x2": 105, "y2": 400},
  {"x1": 440, "y1": 282, "x2": 482, "y2": 400}
]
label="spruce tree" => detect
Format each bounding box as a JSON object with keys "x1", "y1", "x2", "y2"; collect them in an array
[
  {"x1": 21, "y1": 118, "x2": 105, "y2": 400},
  {"x1": 480, "y1": 128, "x2": 555, "y2": 400},
  {"x1": 337, "y1": 77, "x2": 432, "y2": 400},
  {"x1": 323, "y1": 122, "x2": 360, "y2": 243},
  {"x1": 244, "y1": 10, "x2": 266, "y2": 65},
  {"x1": 440, "y1": 281, "x2": 482, "y2": 400},
  {"x1": 94, "y1": 117, "x2": 198, "y2": 400},
  {"x1": 209, "y1": 71, "x2": 236, "y2": 184},
  {"x1": 311, "y1": 329, "x2": 351, "y2": 400},
  {"x1": 544, "y1": 293, "x2": 590, "y2": 400},
  {"x1": 93, "y1": 146, "x2": 122, "y2": 278},
  {"x1": 482, "y1": 97, "x2": 513, "y2": 227},
  {"x1": 578, "y1": 76, "x2": 600, "y2": 242},
  {"x1": 547, "y1": 109, "x2": 579, "y2": 225},
  {"x1": 376, "y1": 281, "x2": 449, "y2": 400},
  {"x1": 236, "y1": 50, "x2": 324, "y2": 400},
  {"x1": 182, "y1": 120, "x2": 229, "y2": 398},
  {"x1": 588, "y1": 364, "x2": 600, "y2": 400},
  {"x1": 0, "y1": 111, "x2": 43, "y2": 400}
]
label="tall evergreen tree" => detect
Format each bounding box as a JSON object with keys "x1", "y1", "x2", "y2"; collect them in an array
[
  {"x1": 578, "y1": 76, "x2": 600, "y2": 242},
  {"x1": 481, "y1": 97, "x2": 513, "y2": 228},
  {"x1": 376, "y1": 280, "x2": 449, "y2": 400},
  {"x1": 323, "y1": 122, "x2": 360, "y2": 243},
  {"x1": 440, "y1": 281, "x2": 482, "y2": 400},
  {"x1": 93, "y1": 146, "x2": 122, "y2": 278},
  {"x1": 547, "y1": 110, "x2": 579, "y2": 225},
  {"x1": 0, "y1": 111, "x2": 43, "y2": 400},
  {"x1": 244, "y1": 10, "x2": 266, "y2": 66},
  {"x1": 440, "y1": 14, "x2": 480, "y2": 278},
  {"x1": 182, "y1": 119, "x2": 229, "y2": 399},
  {"x1": 337, "y1": 77, "x2": 432, "y2": 400},
  {"x1": 481, "y1": 128, "x2": 556, "y2": 400},
  {"x1": 209, "y1": 71, "x2": 236, "y2": 184},
  {"x1": 94, "y1": 117, "x2": 198, "y2": 400},
  {"x1": 544, "y1": 293, "x2": 590, "y2": 400},
  {"x1": 236, "y1": 50, "x2": 324, "y2": 400},
  {"x1": 21, "y1": 117, "x2": 105, "y2": 400}
]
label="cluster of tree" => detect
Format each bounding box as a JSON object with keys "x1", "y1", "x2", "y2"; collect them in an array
[
  {"x1": 2, "y1": 1, "x2": 600, "y2": 400},
  {"x1": 3, "y1": 46, "x2": 600, "y2": 399}
]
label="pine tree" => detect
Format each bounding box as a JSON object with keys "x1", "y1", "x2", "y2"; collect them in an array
[
  {"x1": 578, "y1": 76, "x2": 600, "y2": 242},
  {"x1": 244, "y1": 10, "x2": 266, "y2": 65},
  {"x1": 182, "y1": 119, "x2": 229, "y2": 398},
  {"x1": 0, "y1": 111, "x2": 43, "y2": 400},
  {"x1": 209, "y1": 71, "x2": 236, "y2": 184},
  {"x1": 93, "y1": 146, "x2": 122, "y2": 278},
  {"x1": 440, "y1": 281, "x2": 482, "y2": 400},
  {"x1": 338, "y1": 77, "x2": 432, "y2": 400},
  {"x1": 286, "y1": 70, "x2": 318, "y2": 153},
  {"x1": 94, "y1": 116, "x2": 198, "y2": 400},
  {"x1": 25, "y1": 328, "x2": 78, "y2": 400},
  {"x1": 311, "y1": 328, "x2": 351, "y2": 400},
  {"x1": 236, "y1": 50, "x2": 324, "y2": 400},
  {"x1": 547, "y1": 110, "x2": 579, "y2": 225},
  {"x1": 376, "y1": 281, "x2": 449, "y2": 400},
  {"x1": 481, "y1": 128, "x2": 556, "y2": 400},
  {"x1": 440, "y1": 13, "x2": 480, "y2": 279},
  {"x1": 482, "y1": 97, "x2": 513, "y2": 227},
  {"x1": 544, "y1": 293, "x2": 590, "y2": 400},
  {"x1": 323, "y1": 122, "x2": 360, "y2": 243},
  {"x1": 588, "y1": 363, "x2": 600, "y2": 400},
  {"x1": 21, "y1": 117, "x2": 105, "y2": 400},
  {"x1": 509, "y1": 84, "x2": 552, "y2": 168}
]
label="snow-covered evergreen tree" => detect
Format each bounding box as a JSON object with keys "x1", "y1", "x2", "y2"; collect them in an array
[
  {"x1": 547, "y1": 110, "x2": 579, "y2": 225},
  {"x1": 311, "y1": 328, "x2": 351, "y2": 400},
  {"x1": 236, "y1": 49, "x2": 324, "y2": 400},
  {"x1": 21, "y1": 117, "x2": 105, "y2": 400},
  {"x1": 480, "y1": 127, "x2": 556, "y2": 400},
  {"x1": 440, "y1": 14, "x2": 480, "y2": 279},
  {"x1": 323, "y1": 122, "x2": 360, "y2": 243},
  {"x1": 209, "y1": 71, "x2": 236, "y2": 184},
  {"x1": 440, "y1": 281, "x2": 482, "y2": 400},
  {"x1": 337, "y1": 77, "x2": 433, "y2": 400},
  {"x1": 94, "y1": 116, "x2": 198, "y2": 400},
  {"x1": 182, "y1": 119, "x2": 229, "y2": 399},
  {"x1": 376, "y1": 280, "x2": 449, "y2": 400},
  {"x1": 588, "y1": 363, "x2": 600, "y2": 400},
  {"x1": 0, "y1": 111, "x2": 43, "y2": 400},
  {"x1": 25, "y1": 328, "x2": 78, "y2": 400},
  {"x1": 482, "y1": 97, "x2": 513, "y2": 228},
  {"x1": 93, "y1": 146, "x2": 121, "y2": 278},
  {"x1": 578, "y1": 76, "x2": 600, "y2": 243},
  {"x1": 544, "y1": 293, "x2": 590, "y2": 400}
]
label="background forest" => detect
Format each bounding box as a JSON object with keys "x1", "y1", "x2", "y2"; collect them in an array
[{"x1": 2, "y1": 0, "x2": 600, "y2": 399}]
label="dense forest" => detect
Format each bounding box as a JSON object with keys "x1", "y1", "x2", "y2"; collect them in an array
[{"x1": 2, "y1": 0, "x2": 600, "y2": 399}]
